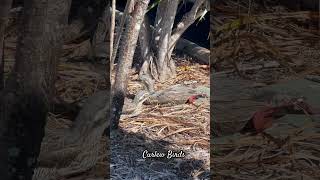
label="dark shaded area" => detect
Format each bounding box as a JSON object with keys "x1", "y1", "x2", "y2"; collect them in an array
[
  {"x1": 0, "y1": 45, "x2": 4, "y2": 90},
  {"x1": 111, "y1": 128, "x2": 210, "y2": 179},
  {"x1": 276, "y1": 0, "x2": 319, "y2": 10},
  {"x1": 1, "y1": 90, "x2": 47, "y2": 180},
  {"x1": 52, "y1": 100, "x2": 80, "y2": 120},
  {"x1": 110, "y1": 91, "x2": 125, "y2": 129},
  {"x1": 68, "y1": 0, "x2": 107, "y2": 30}
]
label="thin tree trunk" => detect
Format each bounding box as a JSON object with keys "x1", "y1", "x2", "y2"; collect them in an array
[
  {"x1": 111, "y1": 0, "x2": 150, "y2": 129},
  {"x1": 110, "y1": 0, "x2": 116, "y2": 74},
  {"x1": 105, "y1": 0, "x2": 111, "y2": 176},
  {"x1": 0, "y1": 0, "x2": 12, "y2": 90},
  {"x1": 110, "y1": 0, "x2": 134, "y2": 73},
  {"x1": 0, "y1": 0, "x2": 71, "y2": 179},
  {"x1": 0, "y1": 9, "x2": 11, "y2": 176}
]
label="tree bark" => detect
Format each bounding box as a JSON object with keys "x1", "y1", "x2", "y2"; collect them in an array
[
  {"x1": 152, "y1": 0, "x2": 179, "y2": 82},
  {"x1": 175, "y1": 38, "x2": 210, "y2": 64},
  {"x1": 111, "y1": 7, "x2": 210, "y2": 81},
  {"x1": 139, "y1": 0, "x2": 208, "y2": 82},
  {"x1": 0, "y1": 0, "x2": 71, "y2": 179},
  {"x1": 110, "y1": 0, "x2": 116, "y2": 71},
  {"x1": 110, "y1": 0, "x2": 134, "y2": 73},
  {"x1": 0, "y1": 0, "x2": 12, "y2": 90},
  {"x1": 111, "y1": 0, "x2": 150, "y2": 129},
  {"x1": 0, "y1": 0, "x2": 12, "y2": 168}
]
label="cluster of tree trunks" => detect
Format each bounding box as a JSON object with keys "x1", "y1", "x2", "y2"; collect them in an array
[
  {"x1": 112, "y1": 7, "x2": 210, "y2": 66},
  {"x1": 138, "y1": 0, "x2": 209, "y2": 82}
]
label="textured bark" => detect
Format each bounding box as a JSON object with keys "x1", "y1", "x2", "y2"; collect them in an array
[
  {"x1": 111, "y1": 0, "x2": 150, "y2": 129},
  {"x1": 0, "y1": 0, "x2": 71, "y2": 179},
  {"x1": 110, "y1": 0, "x2": 116, "y2": 66},
  {"x1": 140, "y1": 0, "x2": 209, "y2": 82},
  {"x1": 110, "y1": 0, "x2": 134, "y2": 73},
  {"x1": 137, "y1": 13, "x2": 156, "y2": 88},
  {"x1": 169, "y1": 0, "x2": 208, "y2": 48},
  {"x1": 175, "y1": 38, "x2": 210, "y2": 64},
  {"x1": 0, "y1": 0, "x2": 12, "y2": 90},
  {"x1": 112, "y1": 7, "x2": 209, "y2": 83},
  {"x1": 152, "y1": 0, "x2": 179, "y2": 81},
  {"x1": 0, "y1": 11, "x2": 12, "y2": 178}
]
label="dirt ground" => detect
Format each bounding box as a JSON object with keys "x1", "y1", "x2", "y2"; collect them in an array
[{"x1": 110, "y1": 55, "x2": 210, "y2": 180}]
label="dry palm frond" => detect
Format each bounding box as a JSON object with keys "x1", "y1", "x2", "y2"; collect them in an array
[{"x1": 211, "y1": 0, "x2": 320, "y2": 79}]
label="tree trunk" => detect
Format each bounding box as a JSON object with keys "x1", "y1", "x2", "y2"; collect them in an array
[
  {"x1": 0, "y1": 0, "x2": 12, "y2": 90},
  {"x1": 152, "y1": 0, "x2": 179, "y2": 82},
  {"x1": 111, "y1": 6, "x2": 209, "y2": 85},
  {"x1": 0, "y1": 1, "x2": 12, "y2": 176},
  {"x1": 175, "y1": 38, "x2": 210, "y2": 64},
  {"x1": 110, "y1": 0, "x2": 116, "y2": 71},
  {"x1": 0, "y1": 0, "x2": 71, "y2": 179},
  {"x1": 110, "y1": 0, "x2": 134, "y2": 73},
  {"x1": 111, "y1": 0, "x2": 150, "y2": 129},
  {"x1": 140, "y1": 0, "x2": 208, "y2": 82}
]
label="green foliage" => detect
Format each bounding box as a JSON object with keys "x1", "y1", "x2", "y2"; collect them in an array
[{"x1": 147, "y1": 0, "x2": 162, "y2": 12}]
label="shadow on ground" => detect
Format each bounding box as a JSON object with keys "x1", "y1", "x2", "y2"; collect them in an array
[{"x1": 111, "y1": 128, "x2": 210, "y2": 180}]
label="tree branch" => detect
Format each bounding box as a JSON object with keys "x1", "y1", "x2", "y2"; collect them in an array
[{"x1": 169, "y1": 0, "x2": 207, "y2": 48}]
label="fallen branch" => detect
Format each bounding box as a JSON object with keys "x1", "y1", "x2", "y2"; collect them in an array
[{"x1": 176, "y1": 38, "x2": 209, "y2": 64}]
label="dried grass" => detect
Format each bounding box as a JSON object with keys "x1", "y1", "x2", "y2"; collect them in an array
[
  {"x1": 212, "y1": 121, "x2": 320, "y2": 179},
  {"x1": 211, "y1": 0, "x2": 320, "y2": 79},
  {"x1": 111, "y1": 56, "x2": 210, "y2": 179},
  {"x1": 211, "y1": 1, "x2": 320, "y2": 179}
]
